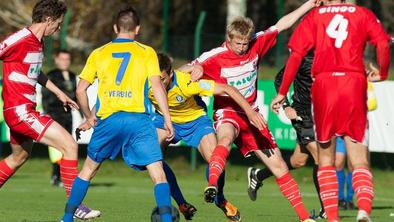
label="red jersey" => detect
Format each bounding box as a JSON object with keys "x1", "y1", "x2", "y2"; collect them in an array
[
  {"x1": 288, "y1": 4, "x2": 390, "y2": 77},
  {"x1": 193, "y1": 26, "x2": 278, "y2": 112},
  {"x1": 0, "y1": 28, "x2": 43, "y2": 109}
]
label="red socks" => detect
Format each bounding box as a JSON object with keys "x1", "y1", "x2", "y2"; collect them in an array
[
  {"x1": 60, "y1": 159, "x2": 78, "y2": 197},
  {"x1": 353, "y1": 168, "x2": 374, "y2": 214},
  {"x1": 0, "y1": 160, "x2": 15, "y2": 188},
  {"x1": 208, "y1": 145, "x2": 229, "y2": 187},
  {"x1": 276, "y1": 172, "x2": 310, "y2": 220},
  {"x1": 318, "y1": 166, "x2": 339, "y2": 221}
]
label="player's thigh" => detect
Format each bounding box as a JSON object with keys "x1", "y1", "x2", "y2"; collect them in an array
[
  {"x1": 254, "y1": 148, "x2": 288, "y2": 178},
  {"x1": 318, "y1": 138, "x2": 336, "y2": 167},
  {"x1": 198, "y1": 133, "x2": 217, "y2": 162},
  {"x1": 146, "y1": 161, "x2": 167, "y2": 185},
  {"x1": 40, "y1": 121, "x2": 77, "y2": 158},
  {"x1": 290, "y1": 143, "x2": 309, "y2": 168},
  {"x1": 216, "y1": 123, "x2": 237, "y2": 148},
  {"x1": 343, "y1": 136, "x2": 369, "y2": 169}
]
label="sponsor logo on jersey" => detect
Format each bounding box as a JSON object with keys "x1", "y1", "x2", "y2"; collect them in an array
[{"x1": 176, "y1": 95, "x2": 184, "y2": 102}]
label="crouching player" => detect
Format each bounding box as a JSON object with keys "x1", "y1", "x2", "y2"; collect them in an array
[{"x1": 149, "y1": 52, "x2": 266, "y2": 221}]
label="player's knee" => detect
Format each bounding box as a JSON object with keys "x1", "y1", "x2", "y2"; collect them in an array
[
  {"x1": 60, "y1": 139, "x2": 78, "y2": 159},
  {"x1": 152, "y1": 173, "x2": 167, "y2": 185},
  {"x1": 218, "y1": 137, "x2": 232, "y2": 148},
  {"x1": 292, "y1": 158, "x2": 307, "y2": 168}
]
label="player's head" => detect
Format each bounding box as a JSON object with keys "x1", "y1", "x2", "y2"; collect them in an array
[
  {"x1": 113, "y1": 6, "x2": 140, "y2": 35},
  {"x1": 157, "y1": 52, "x2": 173, "y2": 90},
  {"x1": 54, "y1": 49, "x2": 71, "y2": 71},
  {"x1": 226, "y1": 17, "x2": 255, "y2": 55},
  {"x1": 32, "y1": 0, "x2": 67, "y2": 36}
]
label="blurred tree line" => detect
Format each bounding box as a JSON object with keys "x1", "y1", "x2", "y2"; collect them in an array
[{"x1": 0, "y1": 0, "x2": 392, "y2": 67}]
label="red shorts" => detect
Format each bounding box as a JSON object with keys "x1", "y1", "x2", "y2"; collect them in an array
[
  {"x1": 311, "y1": 72, "x2": 368, "y2": 143},
  {"x1": 3, "y1": 104, "x2": 54, "y2": 144},
  {"x1": 213, "y1": 109, "x2": 277, "y2": 157}
]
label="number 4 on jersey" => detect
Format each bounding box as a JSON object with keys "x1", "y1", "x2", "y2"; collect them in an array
[{"x1": 326, "y1": 14, "x2": 349, "y2": 48}]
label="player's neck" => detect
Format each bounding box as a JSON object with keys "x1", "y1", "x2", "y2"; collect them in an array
[
  {"x1": 116, "y1": 32, "x2": 136, "y2": 41},
  {"x1": 28, "y1": 23, "x2": 46, "y2": 41}
]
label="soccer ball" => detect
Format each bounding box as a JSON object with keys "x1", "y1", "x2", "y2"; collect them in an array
[{"x1": 151, "y1": 205, "x2": 180, "y2": 222}]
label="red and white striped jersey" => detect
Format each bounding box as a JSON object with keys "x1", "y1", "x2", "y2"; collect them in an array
[
  {"x1": 192, "y1": 26, "x2": 278, "y2": 112},
  {"x1": 0, "y1": 28, "x2": 43, "y2": 109}
]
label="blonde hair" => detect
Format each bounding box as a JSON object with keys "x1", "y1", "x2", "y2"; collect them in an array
[{"x1": 226, "y1": 17, "x2": 255, "y2": 40}]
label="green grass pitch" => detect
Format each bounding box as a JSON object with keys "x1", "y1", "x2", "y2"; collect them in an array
[{"x1": 0, "y1": 158, "x2": 393, "y2": 222}]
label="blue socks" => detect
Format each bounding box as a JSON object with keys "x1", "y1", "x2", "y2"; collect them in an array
[
  {"x1": 62, "y1": 177, "x2": 90, "y2": 222},
  {"x1": 154, "y1": 183, "x2": 172, "y2": 222},
  {"x1": 337, "y1": 169, "x2": 345, "y2": 200},
  {"x1": 205, "y1": 165, "x2": 226, "y2": 204},
  {"x1": 162, "y1": 161, "x2": 187, "y2": 206},
  {"x1": 346, "y1": 171, "x2": 354, "y2": 202}
]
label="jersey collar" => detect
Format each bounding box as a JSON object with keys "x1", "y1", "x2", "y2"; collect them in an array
[{"x1": 112, "y1": 38, "x2": 134, "y2": 43}]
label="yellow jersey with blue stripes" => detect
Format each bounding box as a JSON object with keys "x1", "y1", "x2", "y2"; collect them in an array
[
  {"x1": 80, "y1": 39, "x2": 160, "y2": 119},
  {"x1": 149, "y1": 71, "x2": 215, "y2": 124}
]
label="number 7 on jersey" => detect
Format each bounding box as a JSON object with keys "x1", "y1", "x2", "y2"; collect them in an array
[{"x1": 112, "y1": 52, "x2": 131, "y2": 85}]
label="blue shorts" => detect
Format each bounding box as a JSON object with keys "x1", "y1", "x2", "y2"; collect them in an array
[
  {"x1": 150, "y1": 113, "x2": 215, "y2": 148},
  {"x1": 87, "y1": 112, "x2": 162, "y2": 170},
  {"x1": 336, "y1": 137, "x2": 346, "y2": 154}
]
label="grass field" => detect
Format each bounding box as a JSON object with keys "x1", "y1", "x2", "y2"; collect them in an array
[{"x1": 0, "y1": 158, "x2": 393, "y2": 222}]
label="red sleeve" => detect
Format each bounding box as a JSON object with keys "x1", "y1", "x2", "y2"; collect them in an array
[
  {"x1": 364, "y1": 9, "x2": 391, "y2": 80},
  {"x1": 0, "y1": 39, "x2": 13, "y2": 61},
  {"x1": 253, "y1": 26, "x2": 278, "y2": 57},
  {"x1": 278, "y1": 51, "x2": 303, "y2": 95},
  {"x1": 364, "y1": 9, "x2": 390, "y2": 46},
  {"x1": 287, "y1": 12, "x2": 315, "y2": 57}
]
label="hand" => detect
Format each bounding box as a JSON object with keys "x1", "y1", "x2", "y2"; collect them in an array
[
  {"x1": 246, "y1": 110, "x2": 267, "y2": 130},
  {"x1": 284, "y1": 107, "x2": 299, "y2": 120},
  {"x1": 164, "y1": 118, "x2": 174, "y2": 142},
  {"x1": 58, "y1": 93, "x2": 79, "y2": 112},
  {"x1": 366, "y1": 62, "x2": 381, "y2": 82},
  {"x1": 190, "y1": 65, "x2": 204, "y2": 82},
  {"x1": 270, "y1": 94, "x2": 286, "y2": 114},
  {"x1": 307, "y1": 0, "x2": 322, "y2": 7},
  {"x1": 78, "y1": 116, "x2": 97, "y2": 132}
]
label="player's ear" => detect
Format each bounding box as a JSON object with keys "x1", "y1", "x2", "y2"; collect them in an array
[
  {"x1": 135, "y1": 25, "x2": 140, "y2": 35},
  {"x1": 113, "y1": 24, "x2": 119, "y2": 34}
]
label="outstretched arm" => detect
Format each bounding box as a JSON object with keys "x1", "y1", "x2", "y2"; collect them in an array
[
  {"x1": 275, "y1": 0, "x2": 319, "y2": 33},
  {"x1": 214, "y1": 83, "x2": 266, "y2": 129},
  {"x1": 40, "y1": 72, "x2": 79, "y2": 111}
]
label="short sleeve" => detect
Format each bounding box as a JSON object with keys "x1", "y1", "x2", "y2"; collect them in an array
[
  {"x1": 178, "y1": 71, "x2": 215, "y2": 97},
  {"x1": 364, "y1": 9, "x2": 390, "y2": 46},
  {"x1": 146, "y1": 48, "x2": 161, "y2": 78},
  {"x1": 288, "y1": 12, "x2": 315, "y2": 57},
  {"x1": 252, "y1": 26, "x2": 279, "y2": 57},
  {"x1": 79, "y1": 50, "x2": 98, "y2": 84}
]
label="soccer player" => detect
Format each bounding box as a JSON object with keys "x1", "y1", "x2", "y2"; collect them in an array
[
  {"x1": 150, "y1": 53, "x2": 265, "y2": 221},
  {"x1": 0, "y1": 0, "x2": 99, "y2": 219},
  {"x1": 61, "y1": 6, "x2": 174, "y2": 222},
  {"x1": 247, "y1": 52, "x2": 326, "y2": 219},
  {"x1": 272, "y1": 1, "x2": 391, "y2": 221},
  {"x1": 187, "y1": 1, "x2": 321, "y2": 221}
]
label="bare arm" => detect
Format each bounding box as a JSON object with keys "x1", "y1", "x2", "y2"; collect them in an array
[
  {"x1": 214, "y1": 83, "x2": 266, "y2": 129},
  {"x1": 150, "y1": 75, "x2": 174, "y2": 141},
  {"x1": 275, "y1": 0, "x2": 318, "y2": 33},
  {"x1": 76, "y1": 79, "x2": 92, "y2": 119}
]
